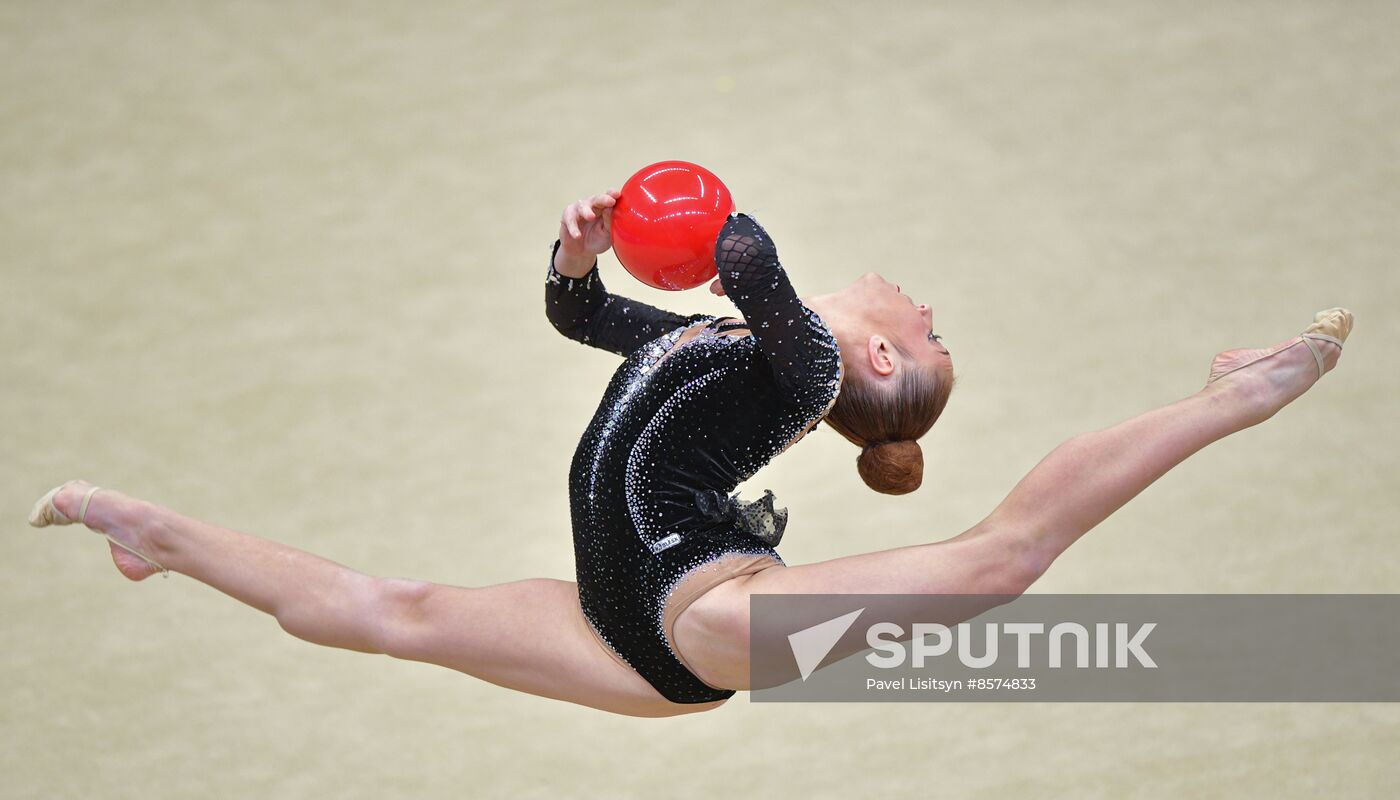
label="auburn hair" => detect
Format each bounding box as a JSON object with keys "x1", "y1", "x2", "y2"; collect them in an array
[{"x1": 824, "y1": 353, "x2": 954, "y2": 495}]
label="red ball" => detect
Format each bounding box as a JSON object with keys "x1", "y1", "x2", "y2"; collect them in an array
[{"x1": 611, "y1": 161, "x2": 735, "y2": 291}]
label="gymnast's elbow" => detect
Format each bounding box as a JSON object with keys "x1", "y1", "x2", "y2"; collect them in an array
[{"x1": 545, "y1": 312, "x2": 591, "y2": 345}]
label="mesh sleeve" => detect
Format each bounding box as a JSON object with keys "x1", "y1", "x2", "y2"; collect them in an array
[
  {"x1": 544, "y1": 240, "x2": 700, "y2": 358},
  {"x1": 714, "y1": 214, "x2": 842, "y2": 404}
]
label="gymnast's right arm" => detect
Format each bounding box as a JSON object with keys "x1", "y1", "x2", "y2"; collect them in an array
[{"x1": 544, "y1": 191, "x2": 696, "y2": 357}]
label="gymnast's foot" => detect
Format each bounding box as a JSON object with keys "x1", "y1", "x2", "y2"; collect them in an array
[
  {"x1": 1205, "y1": 308, "x2": 1352, "y2": 423},
  {"x1": 41, "y1": 482, "x2": 165, "y2": 581}
]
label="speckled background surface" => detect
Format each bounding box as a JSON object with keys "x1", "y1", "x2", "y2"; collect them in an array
[{"x1": 3, "y1": 1, "x2": 1397, "y2": 797}]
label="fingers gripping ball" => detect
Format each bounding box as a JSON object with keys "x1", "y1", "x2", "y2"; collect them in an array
[{"x1": 611, "y1": 161, "x2": 735, "y2": 291}]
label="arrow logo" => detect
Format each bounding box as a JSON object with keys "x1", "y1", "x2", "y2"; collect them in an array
[{"x1": 787, "y1": 608, "x2": 865, "y2": 681}]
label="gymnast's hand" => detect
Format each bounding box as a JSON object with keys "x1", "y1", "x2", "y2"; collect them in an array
[{"x1": 554, "y1": 190, "x2": 620, "y2": 278}]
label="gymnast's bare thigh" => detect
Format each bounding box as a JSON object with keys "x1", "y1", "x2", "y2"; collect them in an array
[
  {"x1": 669, "y1": 559, "x2": 788, "y2": 692},
  {"x1": 398, "y1": 577, "x2": 725, "y2": 718}
]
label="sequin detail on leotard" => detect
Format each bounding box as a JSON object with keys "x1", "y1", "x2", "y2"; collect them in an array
[{"x1": 544, "y1": 214, "x2": 842, "y2": 704}]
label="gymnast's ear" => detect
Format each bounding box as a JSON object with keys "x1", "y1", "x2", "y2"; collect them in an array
[{"x1": 866, "y1": 335, "x2": 896, "y2": 377}]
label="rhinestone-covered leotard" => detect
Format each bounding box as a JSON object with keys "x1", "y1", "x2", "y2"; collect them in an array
[{"x1": 544, "y1": 214, "x2": 842, "y2": 704}]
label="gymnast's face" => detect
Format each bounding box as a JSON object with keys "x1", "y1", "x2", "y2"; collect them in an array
[{"x1": 844, "y1": 272, "x2": 953, "y2": 379}]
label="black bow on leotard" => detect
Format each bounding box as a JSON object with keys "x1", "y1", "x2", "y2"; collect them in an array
[{"x1": 694, "y1": 489, "x2": 788, "y2": 548}]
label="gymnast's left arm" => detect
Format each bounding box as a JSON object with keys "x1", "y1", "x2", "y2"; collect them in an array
[
  {"x1": 544, "y1": 191, "x2": 697, "y2": 357},
  {"x1": 711, "y1": 213, "x2": 841, "y2": 404}
]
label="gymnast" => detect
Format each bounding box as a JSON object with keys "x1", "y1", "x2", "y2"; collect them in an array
[{"x1": 30, "y1": 189, "x2": 1352, "y2": 717}]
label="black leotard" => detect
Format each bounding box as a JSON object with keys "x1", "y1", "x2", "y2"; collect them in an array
[{"x1": 544, "y1": 214, "x2": 842, "y2": 704}]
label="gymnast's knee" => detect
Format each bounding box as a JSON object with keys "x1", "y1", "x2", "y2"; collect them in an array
[
  {"x1": 957, "y1": 524, "x2": 1048, "y2": 598},
  {"x1": 369, "y1": 577, "x2": 443, "y2": 659}
]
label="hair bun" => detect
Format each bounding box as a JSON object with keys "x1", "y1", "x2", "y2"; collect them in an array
[{"x1": 856, "y1": 440, "x2": 923, "y2": 495}]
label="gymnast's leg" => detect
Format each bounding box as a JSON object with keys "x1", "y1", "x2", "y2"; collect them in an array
[
  {"x1": 36, "y1": 483, "x2": 716, "y2": 717},
  {"x1": 677, "y1": 311, "x2": 1351, "y2": 689}
]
